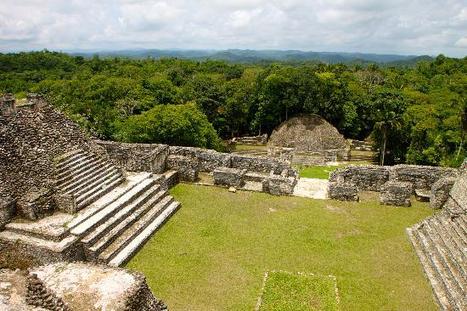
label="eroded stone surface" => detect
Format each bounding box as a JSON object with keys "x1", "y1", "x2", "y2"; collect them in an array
[
  {"x1": 380, "y1": 181, "x2": 413, "y2": 207},
  {"x1": 30, "y1": 262, "x2": 165, "y2": 311},
  {"x1": 328, "y1": 182, "x2": 359, "y2": 201}
]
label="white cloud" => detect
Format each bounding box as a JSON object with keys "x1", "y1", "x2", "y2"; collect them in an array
[
  {"x1": 455, "y1": 37, "x2": 467, "y2": 48},
  {"x1": 0, "y1": 0, "x2": 465, "y2": 56}
]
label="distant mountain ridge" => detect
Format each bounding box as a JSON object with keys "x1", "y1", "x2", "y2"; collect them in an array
[{"x1": 71, "y1": 49, "x2": 432, "y2": 64}]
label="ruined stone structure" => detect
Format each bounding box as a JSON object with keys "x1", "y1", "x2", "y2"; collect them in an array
[
  {"x1": 97, "y1": 141, "x2": 298, "y2": 195},
  {"x1": 328, "y1": 164, "x2": 458, "y2": 205},
  {"x1": 232, "y1": 134, "x2": 268, "y2": 145},
  {"x1": 267, "y1": 115, "x2": 350, "y2": 165},
  {"x1": 0, "y1": 262, "x2": 167, "y2": 310},
  {"x1": 0, "y1": 97, "x2": 181, "y2": 270},
  {"x1": 406, "y1": 160, "x2": 466, "y2": 310}
]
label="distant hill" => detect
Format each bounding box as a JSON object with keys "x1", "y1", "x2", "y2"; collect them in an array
[{"x1": 71, "y1": 49, "x2": 432, "y2": 65}]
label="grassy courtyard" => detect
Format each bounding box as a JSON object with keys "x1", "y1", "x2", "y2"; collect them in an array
[{"x1": 127, "y1": 184, "x2": 437, "y2": 310}]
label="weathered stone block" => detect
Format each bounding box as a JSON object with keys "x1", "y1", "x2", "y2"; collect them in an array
[
  {"x1": 264, "y1": 175, "x2": 297, "y2": 195},
  {"x1": 430, "y1": 177, "x2": 457, "y2": 209},
  {"x1": 17, "y1": 188, "x2": 55, "y2": 220},
  {"x1": 380, "y1": 181, "x2": 413, "y2": 207},
  {"x1": 328, "y1": 182, "x2": 359, "y2": 201},
  {"x1": 389, "y1": 164, "x2": 458, "y2": 191},
  {"x1": 166, "y1": 155, "x2": 199, "y2": 182},
  {"x1": 54, "y1": 193, "x2": 76, "y2": 213},
  {"x1": 0, "y1": 196, "x2": 16, "y2": 230},
  {"x1": 213, "y1": 167, "x2": 246, "y2": 187},
  {"x1": 330, "y1": 166, "x2": 389, "y2": 192}
]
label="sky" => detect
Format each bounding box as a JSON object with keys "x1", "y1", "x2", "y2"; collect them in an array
[{"x1": 0, "y1": 0, "x2": 466, "y2": 57}]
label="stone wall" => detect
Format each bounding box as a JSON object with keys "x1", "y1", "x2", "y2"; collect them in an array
[
  {"x1": 96, "y1": 140, "x2": 168, "y2": 174},
  {"x1": 330, "y1": 165, "x2": 390, "y2": 192},
  {"x1": 0, "y1": 100, "x2": 105, "y2": 219},
  {"x1": 95, "y1": 140, "x2": 299, "y2": 194},
  {"x1": 232, "y1": 134, "x2": 268, "y2": 145},
  {"x1": 329, "y1": 164, "x2": 460, "y2": 206},
  {"x1": 330, "y1": 164, "x2": 457, "y2": 193}
]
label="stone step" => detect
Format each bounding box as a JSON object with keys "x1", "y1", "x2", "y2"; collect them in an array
[
  {"x1": 60, "y1": 162, "x2": 113, "y2": 193},
  {"x1": 56, "y1": 153, "x2": 97, "y2": 177},
  {"x1": 429, "y1": 217, "x2": 467, "y2": 276},
  {"x1": 87, "y1": 189, "x2": 168, "y2": 259},
  {"x1": 0, "y1": 230, "x2": 78, "y2": 253},
  {"x1": 56, "y1": 155, "x2": 101, "y2": 183},
  {"x1": 108, "y1": 200, "x2": 180, "y2": 267},
  {"x1": 98, "y1": 195, "x2": 173, "y2": 263},
  {"x1": 55, "y1": 149, "x2": 85, "y2": 168},
  {"x1": 66, "y1": 173, "x2": 152, "y2": 229},
  {"x1": 407, "y1": 227, "x2": 452, "y2": 309},
  {"x1": 420, "y1": 223, "x2": 466, "y2": 299},
  {"x1": 453, "y1": 215, "x2": 467, "y2": 239},
  {"x1": 163, "y1": 170, "x2": 179, "y2": 189},
  {"x1": 70, "y1": 177, "x2": 156, "y2": 236},
  {"x1": 75, "y1": 172, "x2": 124, "y2": 208},
  {"x1": 437, "y1": 216, "x2": 467, "y2": 254},
  {"x1": 71, "y1": 168, "x2": 121, "y2": 198},
  {"x1": 5, "y1": 213, "x2": 74, "y2": 242},
  {"x1": 75, "y1": 175, "x2": 125, "y2": 211},
  {"x1": 416, "y1": 227, "x2": 465, "y2": 310},
  {"x1": 81, "y1": 184, "x2": 161, "y2": 249}
]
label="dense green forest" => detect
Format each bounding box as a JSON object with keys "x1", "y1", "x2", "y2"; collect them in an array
[{"x1": 0, "y1": 51, "x2": 465, "y2": 167}]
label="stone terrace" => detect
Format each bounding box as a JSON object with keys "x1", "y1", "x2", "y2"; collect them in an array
[{"x1": 406, "y1": 162, "x2": 467, "y2": 310}]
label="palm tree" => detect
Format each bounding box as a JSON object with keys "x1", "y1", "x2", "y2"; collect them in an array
[{"x1": 372, "y1": 90, "x2": 406, "y2": 166}]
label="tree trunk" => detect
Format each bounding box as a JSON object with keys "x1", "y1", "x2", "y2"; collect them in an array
[{"x1": 380, "y1": 128, "x2": 387, "y2": 166}]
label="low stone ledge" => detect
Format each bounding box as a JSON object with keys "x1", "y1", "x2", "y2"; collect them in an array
[
  {"x1": 380, "y1": 181, "x2": 413, "y2": 207},
  {"x1": 430, "y1": 177, "x2": 457, "y2": 209},
  {"x1": 328, "y1": 182, "x2": 359, "y2": 201},
  {"x1": 213, "y1": 167, "x2": 246, "y2": 188}
]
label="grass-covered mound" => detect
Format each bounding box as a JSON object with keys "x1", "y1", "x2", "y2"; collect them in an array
[{"x1": 126, "y1": 184, "x2": 436, "y2": 310}]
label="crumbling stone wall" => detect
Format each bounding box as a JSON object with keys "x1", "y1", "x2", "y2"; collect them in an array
[
  {"x1": 380, "y1": 181, "x2": 413, "y2": 207},
  {"x1": 329, "y1": 164, "x2": 459, "y2": 206},
  {"x1": 0, "y1": 100, "x2": 105, "y2": 219},
  {"x1": 390, "y1": 165, "x2": 458, "y2": 190},
  {"x1": 430, "y1": 177, "x2": 457, "y2": 209},
  {"x1": 232, "y1": 134, "x2": 268, "y2": 145},
  {"x1": 96, "y1": 140, "x2": 298, "y2": 194},
  {"x1": 330, "y1": 165, "x2": 390, "y2": 192},
  {"x1": 96, "y1": 140, "x2": 168, "y2": 174}
]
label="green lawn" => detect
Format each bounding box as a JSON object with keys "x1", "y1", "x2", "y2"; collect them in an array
[
  {"x1": 298, "y1": 166, "x2": 342, "y2": 179},
  {"x1": 259, "y1": 271, "x2": 339, "y2": 311},
  {"x1": 126, "y1": 184, "x2": 437, "y2": 311}
]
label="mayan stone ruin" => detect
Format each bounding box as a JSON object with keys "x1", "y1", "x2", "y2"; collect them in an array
[
  {"x1": 267, "y1": 114, "x2": 350, "y2": 165},
  {"x1": 0, "y1": 94, "x2": 465, "y2": 310}
]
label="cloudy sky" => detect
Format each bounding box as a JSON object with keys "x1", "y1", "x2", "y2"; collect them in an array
[{"x1": 0, "y1": 0, "x2": 466, "y2": 56}]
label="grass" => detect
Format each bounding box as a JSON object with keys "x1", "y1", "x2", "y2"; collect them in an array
[
  {"x1": 234, "y1": 143, "x2": 268, "y2": 152},
  {"x1": 298, "y1": 166, "x2": 342, "y2": 179},
  {"x1": 259, "y1": 271, "x2": 339, "y2": 311},
  {"x1": 126, "y1": 184, "x2": 437, "y2": 311}
]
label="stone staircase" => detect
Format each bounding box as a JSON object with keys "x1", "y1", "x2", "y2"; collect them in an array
[
  {"x1": 0, "y1": 151, "x2": 181, "y2": 267},
  {"x1": 406, "y1": 211, "x2": 467, "y2": 310},
  {"x1": 55, "y1": 149, "x2": 125, "y2": 211}
]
